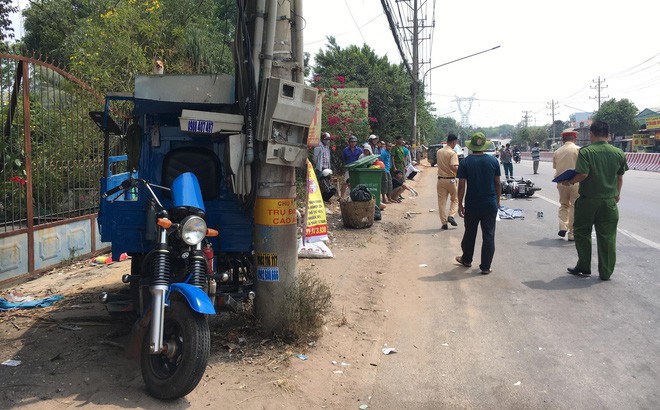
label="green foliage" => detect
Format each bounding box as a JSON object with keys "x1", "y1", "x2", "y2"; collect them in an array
[
  {"x1": 0, "y1": 0, "x2": 17, "y2": 50},
  {"x1": 511, "y1": 126, "x2": 547, "y2": 149},
  {"x1": 432, "y1": 116, "x2": 460, "y2": 144},
  {"x1": 592, "y1": 98, "x2": 639, "y2": 136},
  {"x1": 21, "y1": 0, "x2": 236, "y2": 94},
  {"x1": 22, "y1": 0, "x2": 103, "y2": 65}
]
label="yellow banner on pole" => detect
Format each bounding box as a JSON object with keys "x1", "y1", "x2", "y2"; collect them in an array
[{"x1": 305, "y1": 159, "x2": 329, "y2": 243}]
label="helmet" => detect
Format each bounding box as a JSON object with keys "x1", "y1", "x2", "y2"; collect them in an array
[
  {"x1": 362, "y1": 143, "x2": 372, "y2": 151},
  {"x1": 368, "y1": 134, "x2": 378, "y2": 140},
  {"x1": 348, "y1": 135, "x2": 358, "y2": 142},
  {"x1": 321, "y1": 169, "x2": 333, "y2": 177}
]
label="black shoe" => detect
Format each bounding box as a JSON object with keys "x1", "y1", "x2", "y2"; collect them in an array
[
  {"x1": 441, "y1": 224, "x2": 448, "y2": 230},
  {"x1": 558, "y1": 230, "x2": 567, "y2": 238},
  {"x1": 567, "y1": 267, "x2": 591, "y2": 276},
  {"x1": 448, "y1": 216, "x2": 458, "y2": 226}
]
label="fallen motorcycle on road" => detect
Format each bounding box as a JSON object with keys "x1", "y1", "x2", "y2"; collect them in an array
[{"x1": 501, "y1": 177, "x2": 541, "y2": 198}]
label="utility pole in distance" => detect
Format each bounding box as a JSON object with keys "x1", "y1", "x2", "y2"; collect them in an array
[
  {"x1": 521, "y1": 110, "x2": 532, "y2": 128},
  {"x1": 590, "y1": 76, "x2": 608, "y2": 109},
  {"x1": 547, "y1": 99, "x2": 559, "y2": 142}
]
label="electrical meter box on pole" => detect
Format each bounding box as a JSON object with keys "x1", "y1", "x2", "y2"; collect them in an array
[{"x1": 257, "y1": 77, "x2": 318, "y2": 168}]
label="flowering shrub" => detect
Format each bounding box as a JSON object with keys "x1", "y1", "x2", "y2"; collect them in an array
[{"x1": 316, "y1": 75, "x2": 378, "y2": 173}]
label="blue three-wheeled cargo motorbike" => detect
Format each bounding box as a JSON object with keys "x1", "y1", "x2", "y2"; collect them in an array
[{"x1": 94, "y1": 75, "x2": 256, "y2": 399}]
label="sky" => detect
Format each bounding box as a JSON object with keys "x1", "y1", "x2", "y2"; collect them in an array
[
  {"x1": 301, "y1": 0, "x2": 660, "y2": 128},
  {"x1": 9, "y1": 1, "x2": 660, "y2": 128}
]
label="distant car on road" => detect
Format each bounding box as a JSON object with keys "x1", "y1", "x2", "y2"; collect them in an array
[{"x1": 427, "y1": 144, "x2": 443, "y2": 166}]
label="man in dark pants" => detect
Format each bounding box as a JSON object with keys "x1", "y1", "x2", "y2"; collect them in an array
[
  {"x1": 455, "y1": 132, "x2": 501, "y2": 274},
  {"x1": 564, "y1": 120, "x2": 628, "y2": 280}
]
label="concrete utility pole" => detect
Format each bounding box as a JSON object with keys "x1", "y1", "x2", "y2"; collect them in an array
[
  {"x1": 410, "y1": 0, "x2": 419, "y2": 147},
  {"x1": 521, "y1": 110, "x2": 532, "y2": 128},
  {"x1": 590, "y1": 76, "x2": 608, "y2": 109},
  {"x1": 380, "y1": 0, "x2": 435, "y2": 147},
  {"x1": 252, "y1": 0, "x2": 299, "y2": 331},
  {"x1": 547, "y1": 99, "x2": 559, "y2": 141}
]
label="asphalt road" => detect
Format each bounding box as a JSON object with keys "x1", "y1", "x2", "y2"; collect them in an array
[{"x1": 369, "y1": 160, "x2": 660, "y2": 409}]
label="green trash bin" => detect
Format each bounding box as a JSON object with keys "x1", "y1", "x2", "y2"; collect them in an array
[{"x1": 348, "y1": 167, "x2": 383, "y2": 207}]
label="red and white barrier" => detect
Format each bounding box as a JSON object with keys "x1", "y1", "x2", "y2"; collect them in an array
[
  {"x1": 625, "y1": 153, "x2": 660, "y2": 172},
  {"x1": 520, "y1": 151, "x2": 660, "y2": 172}
]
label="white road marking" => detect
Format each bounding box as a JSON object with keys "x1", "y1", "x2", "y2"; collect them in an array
[{"x1": 535, "y1": 193, "x2": 660, "y2": 251}]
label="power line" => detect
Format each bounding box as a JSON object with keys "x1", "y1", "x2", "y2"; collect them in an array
[{"x1": 342, "y1": 0, "x2": 366, "y2": 45}]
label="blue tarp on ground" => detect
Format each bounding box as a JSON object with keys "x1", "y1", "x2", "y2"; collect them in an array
[{"x1": 0, "y1": 295, "x2": 64, "y2": 311}]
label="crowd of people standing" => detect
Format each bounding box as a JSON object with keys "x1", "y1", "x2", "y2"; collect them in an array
[{"x1": 312, "y1": 121, "x2": 628, "y2": 281}]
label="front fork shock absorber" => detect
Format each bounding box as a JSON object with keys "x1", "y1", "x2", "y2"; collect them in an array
[
  {"x1": 149, "y1": 227, "x2": 170, "y2": 354},
  {"x1": 187, "y1": 242, "x2": 207, "y2": 289}
]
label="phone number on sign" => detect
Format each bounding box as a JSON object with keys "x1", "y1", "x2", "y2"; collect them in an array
[{"x1": 305, "y1": 225, "x2": 328, "y2": 236}]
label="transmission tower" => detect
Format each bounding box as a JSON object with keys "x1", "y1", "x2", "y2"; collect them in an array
[
  {"x1": 455, "y1": 94, "x2": 476, "y2": 129},
  {"x1": 590, "y1": 76, "x2": 609, "y2": 109}
]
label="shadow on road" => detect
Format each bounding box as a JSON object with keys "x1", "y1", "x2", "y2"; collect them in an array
[
  {"x1": 522, "y1": 274, "x2": 599, "y2": 290},
  {"x1": 418, "y1": 267, "x2": 485, "y2": 282},
  {"x1": 527, "y1": 237, "x2": 575, "y2": 248},
  {"x1": 411, "y1": 228, "x2": 441, "y2": 235}
]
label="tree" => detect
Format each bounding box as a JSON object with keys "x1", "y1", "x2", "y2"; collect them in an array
[
  {"x1": 433, "y1": 116, "x2": 460, "y2": 143},
  {"x1": 0, "y1": 0, "x2": 17, "y2": 51},
  {"x1": 21, "y1": 0, "x2": 235, "y2": 93},
  {"x1": 592, "y1": 98, "x2": 639, "y2": 136}
]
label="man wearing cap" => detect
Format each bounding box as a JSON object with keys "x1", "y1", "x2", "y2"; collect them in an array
[
  {"x1": 313, "y1": 132, "x2": 332, "y2": 177},
  {"x1": 342, "y1": 135, "x2": 363, "y2": 165},
  {"x1": 455, "y1": 132, "x2": 501, "y2": 275},
  {"x1": 564, "y1": 120, "x2": 628, "y2": 281},
  {"x1": 368, "y1": 134, "x2": 381, "y2": 155},
  {"x1": 553, "y1": 129, "x2": 580, "y2": 241},
  {"x1": 531, "y1": 142, "x2": 541, "y2": 174},
  {"x1": 436, "y1": 134, "x2": 460, "y2": 230}
]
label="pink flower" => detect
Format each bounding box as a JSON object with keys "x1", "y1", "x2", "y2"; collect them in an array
[{"x1": 336, "y1": 76, "x2": 345, "y2": 84}]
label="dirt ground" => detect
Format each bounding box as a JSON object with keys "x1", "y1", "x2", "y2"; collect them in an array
[{"x1": 0, "y1": 163, "x2": 428, "y2": 409}]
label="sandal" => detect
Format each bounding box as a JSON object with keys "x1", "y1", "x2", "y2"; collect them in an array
[{"x1": 455, "y1": 256, "x2": 471, "y2": 268}]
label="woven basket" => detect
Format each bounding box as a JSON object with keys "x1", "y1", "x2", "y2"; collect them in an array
[{"x1": 340, "y1": 198, "x2": 375, "y2": 229}]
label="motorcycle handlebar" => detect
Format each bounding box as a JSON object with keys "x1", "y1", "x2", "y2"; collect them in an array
[{"x1": 102, "y1": 178, "x2": 134, "y2": 198}]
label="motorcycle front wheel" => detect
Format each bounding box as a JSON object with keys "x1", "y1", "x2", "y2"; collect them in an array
[{"x1": 141, "y1": 299, "x2": 210, "y2": 400}]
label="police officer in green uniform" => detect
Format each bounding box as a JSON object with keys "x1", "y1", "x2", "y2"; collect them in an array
[{"x1": 564, "y1": 120, "x2": 628, "y2": 280}]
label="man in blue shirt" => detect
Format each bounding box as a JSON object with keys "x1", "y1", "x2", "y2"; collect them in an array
[
  {"x1": 342, "y1": 135, "x2": 362, "y2": 165},
  {"x1": 380, "y1": 141, "x2": 393, "y2": 204},
  {"x1": 340, "y1": 135, "x2": 363, "y2": 197},
  {"x1": 455, "y1": 132, "x2": 501, "y2": 274}
]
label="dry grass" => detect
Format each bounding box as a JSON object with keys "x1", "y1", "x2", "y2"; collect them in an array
[{"x1": 278, "y1": 270, "x2": 332, "y2": 341}]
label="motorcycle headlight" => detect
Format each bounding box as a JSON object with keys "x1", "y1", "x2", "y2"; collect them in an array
[{"x1": 180, "y1": 216, "x2": 207, "y2": 246}]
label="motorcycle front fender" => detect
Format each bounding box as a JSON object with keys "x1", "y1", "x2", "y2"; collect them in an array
[{"x1": 168, "y1": 283, "x2": 216, "y2": 315}]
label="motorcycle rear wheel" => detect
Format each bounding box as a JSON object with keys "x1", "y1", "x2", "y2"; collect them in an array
[{"x1": 141, "y1": 299, "x2": 210, "y2": 400}]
